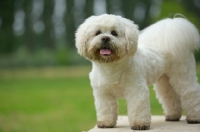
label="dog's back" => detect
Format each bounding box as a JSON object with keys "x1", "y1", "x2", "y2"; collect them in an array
[{"x1": 138, "y1": 17, "x2": 200, "y2": 61}]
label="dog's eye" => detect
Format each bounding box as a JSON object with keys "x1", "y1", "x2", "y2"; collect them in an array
[
  {"x1": 95, "y1": 30, "x2": 101, "y2": 36},
  {"x1": 111, "y1": 30, "x2": 118, "y2": 36}
]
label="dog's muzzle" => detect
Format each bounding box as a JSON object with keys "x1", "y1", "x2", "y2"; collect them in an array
[
  {"x1": 101, "y1": 36, "x2": 110, "y2": 43},
  {"x1": 100, "y1": 36, "x2": 112, "y2": 55}
]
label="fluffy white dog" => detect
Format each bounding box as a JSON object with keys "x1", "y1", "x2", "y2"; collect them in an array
[{"x1": 75, "y1": 14, "x2": 200, "y2": 130}]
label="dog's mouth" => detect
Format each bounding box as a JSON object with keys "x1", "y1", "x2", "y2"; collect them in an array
[
  {"x1": 92, "y1": 46, "x2": 120, "y2": 63},
  {"x1": 100, "y1": 48, "x2": 112, "y2": 56}
]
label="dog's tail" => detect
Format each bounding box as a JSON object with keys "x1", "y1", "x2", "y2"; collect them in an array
[{"x1": 139, "y1": 17, "x2": 200, "y2": 60}]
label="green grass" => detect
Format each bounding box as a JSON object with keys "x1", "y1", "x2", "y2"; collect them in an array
[
  {"x1": 3, "y1": 64, "x2": 200, "y2": 132},
  {"x1": 0, "y1": 67, "x2": 96, "y2": 132}
]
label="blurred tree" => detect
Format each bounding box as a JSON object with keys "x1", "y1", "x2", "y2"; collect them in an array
[
  {"x1": 138, "y1": 0, "x2": 151, "y2": 29},
  {"x1": 85, "y1": 0, "x2": 94, "y2": 18},
  {"x1": 1, "y1": 0, "x2": 200, "y2": 66},
  {"x1": 43, "y1": 0, "x2": 55, "y2": 49},
  {"x1": 181, "y1": 0, "x2": 200, "y2": 61},
  {"x1": 65, "y1": 0, "x2": 76, "y2": 48},
  {"x1": 106, "y1": 0, "x2": 112, "y2": 14},
  {"x1": 0, "y1": 0, "x2": 15, "y2": 53},
  {"x1": 121, "y1": 1, "x2": 135, "y2": 21},
  {"x1": 181, "y1": 0, "x2": 200, "y2": 19},
  {"x1": 23, "y1": 0, "x2": 35, "y2": 52},
  {"x1": 121, "y1": 0, "x2": 151, "y2": 29}
]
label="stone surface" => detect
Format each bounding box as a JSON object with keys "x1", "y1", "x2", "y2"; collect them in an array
[{"x1": 88, "y1": 116, "x2": 200, "y2": 132}]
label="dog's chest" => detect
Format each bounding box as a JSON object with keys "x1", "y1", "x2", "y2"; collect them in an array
[{"x1": 90, "y1": 70, "x2": 128, "y2": 98}]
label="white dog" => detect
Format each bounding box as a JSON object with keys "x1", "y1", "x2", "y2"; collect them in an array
[{"x1": 75, "y1": 14, "x2": 200, "y2": 130}]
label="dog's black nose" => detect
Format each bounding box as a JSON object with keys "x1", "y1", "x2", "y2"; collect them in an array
[{"x1": 101, "y1": 36, "x2": 110, "y2": 43}]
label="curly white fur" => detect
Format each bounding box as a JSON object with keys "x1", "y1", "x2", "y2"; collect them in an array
[{"x1": 75, "y1": 14, "x2": 200, "y2": 130}]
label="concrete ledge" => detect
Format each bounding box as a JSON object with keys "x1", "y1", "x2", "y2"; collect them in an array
[{"x1": 88, "y1": 116, "x2": 200, "y2": 132}]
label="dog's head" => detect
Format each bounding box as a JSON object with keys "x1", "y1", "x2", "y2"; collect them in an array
[{"x1": 75, "y1": 14, "x2": 139, "y2": 63}]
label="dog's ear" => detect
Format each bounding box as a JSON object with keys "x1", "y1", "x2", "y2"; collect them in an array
[
  {"x1": 75, "y1": 16, "x2": 96, "y2": 56},
  {"x1": 121, "y1": 18, "x2": 139, "y2": 56}
]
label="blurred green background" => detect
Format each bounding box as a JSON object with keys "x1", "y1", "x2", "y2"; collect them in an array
[{"x1": 0, "y1": 0, "x2": 200, "y2": 131}]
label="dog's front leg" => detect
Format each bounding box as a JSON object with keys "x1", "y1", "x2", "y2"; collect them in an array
[
  {"x1": 93, "y1": 90, "x2": 118, "y2": 128},
  {"x1": 125, "y1": 83, "x2": 151, "y2": 130}
]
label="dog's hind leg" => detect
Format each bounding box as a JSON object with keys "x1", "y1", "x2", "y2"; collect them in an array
[
  {"x1": 167, "y1": 58, "x2": 200, "y2": 124},
  {"x1": 154, "y1": 74, "x2": 182, "y2": 121}
]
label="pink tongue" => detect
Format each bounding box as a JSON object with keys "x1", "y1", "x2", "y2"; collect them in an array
[{"x1": 100, "y1": 49, "x2": 111, "y2": 55}]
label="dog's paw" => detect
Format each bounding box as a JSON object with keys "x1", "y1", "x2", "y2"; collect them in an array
[
  {"x1": 131, "y1": 125, "x2": 150, "y2": 130},
  {"x1": 165, "y1": 115, "x2": 180, "y2": 121},
  {"x1": 97, "y1": 121, "x2": 115, "y2": 128},
  {"x1": 186, "y1": 116, "x2": 200, "y2": 124},
  {"x1": 166, "y1": 118, "x2": 180, "y2": 121},
  {"x1": 187, "y1": 119, "x2": 200, "y2": 124}
]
